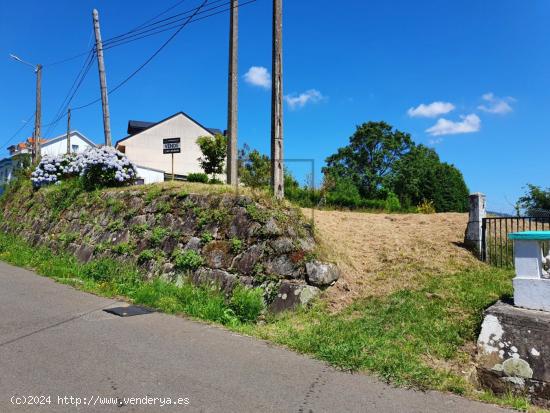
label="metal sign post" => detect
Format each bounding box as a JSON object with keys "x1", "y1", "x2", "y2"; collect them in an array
[{"x1": 163, "y1": 138, "x2": 181, "y2": 181}]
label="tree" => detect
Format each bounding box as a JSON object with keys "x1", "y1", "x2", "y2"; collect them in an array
[
  {"x1": 238, "y1": 145, "x2": 271, "y2": 189},
  {"x1": 322, "y1": 121, "x2": 413, "y2": 199},
  {"x1": 196, "y1": 134, "x2": 227, "y2": 181},
  {"x1": 388, "y1": 145, "x2": 469, "y2": 212},
  {"x1": 518, "y1": 185, "x2": 550, "y2": 215}
]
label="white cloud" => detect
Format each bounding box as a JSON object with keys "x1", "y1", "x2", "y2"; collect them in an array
[
  {"x1": 243, "y1": 66, "x2": 271, "y2": 89},
  {"x1": 477, "y1": 92, "x2": 515, "y2": 115},
  {"x1": 426, "y1": 114, "x2": 481, "y2": 136},
  {"x1": 407, "y1": 101, "x2": 455, "y2": 118},
  {"x1": 284, "y1": 89, "x2": 325, "y2": 110}
]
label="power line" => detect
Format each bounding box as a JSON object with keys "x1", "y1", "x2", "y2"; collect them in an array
[
  {"x1": 1, "y1": 112, "x2": 35, "y2": 150},
  {"x1": 103, "y1": 0, "x2": 230, "y2": 49},
  {"x1": 73, "y1": 0, "x2": 210, "y2": 111},
  {"x1": 43, "y1": 51, "x2": 96, "y2": 134}
]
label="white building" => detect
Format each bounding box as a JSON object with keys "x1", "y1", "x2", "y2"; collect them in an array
[
  {"x1": 115, "y1": 112, "x2": 223, "y2": 181},
  {"x1": 0, "y1": 131, "x2": 96, "y2": 191}
]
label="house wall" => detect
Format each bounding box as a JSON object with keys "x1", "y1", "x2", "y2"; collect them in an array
[
  {"x1": 117, "y1": 114, "x2": 213, "y2": 176},
  {"x1": 135, "y1": 165, "x2": 165, "y2": 185},
  {"x1": 41, "y1": 134, "x2": 94, "y2": 157}
]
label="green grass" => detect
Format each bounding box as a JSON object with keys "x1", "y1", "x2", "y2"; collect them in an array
[
  {"x1": 0, "y1": 232, "x2": 264, "y2": 326},
  {"x1": 0, "y1": 229, "x2": 538, "y2": 410}
]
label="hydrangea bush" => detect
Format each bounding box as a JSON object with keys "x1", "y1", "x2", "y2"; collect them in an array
[{"x1": 31, "y1": 146, "x2": 138, "y2": 190}]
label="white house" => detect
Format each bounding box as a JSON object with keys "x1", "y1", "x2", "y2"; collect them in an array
[
  {"x1": 115, "y1": 112, "x2": 223, "y2": 180},
  {"x1": 0, "y1": 131, "x2": 96, "y2": 191},
  {"x1": 7, "y1": 131, "x2": 96, "y2": 158}
]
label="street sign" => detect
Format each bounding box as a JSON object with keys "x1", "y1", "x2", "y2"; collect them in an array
[{"x1": 163, "y1": 137, "x2": 181, "y2": 154}]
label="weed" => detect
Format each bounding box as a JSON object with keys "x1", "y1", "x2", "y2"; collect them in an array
[
  {"x1": 94, "y1": 242, "x2": 110, "y2": 254},
  {"x1": 107, "y1": 220, "x2": 124, "y2": 232},
  {"x1": 145, "y1": 186, "x2": 162, "y2": 204},
  {"x1": 156, "y1": 201, "x2": 172, "y2": 214},
  {"x1": 230, "y1": 285, "x2": 265, "y2": 323},
  {"x1": 245, "y1": 203, "x2": 271, "y2": 224},
  {"x1": 58, "y1": 232, "x2": 78, "y2": 246},
  {"x1": 131, "y1": 223, "x2": 149, "y2": 235},
  {"x1": 230, "y1": 237, "x2": 243, "y2": 254},
  {"x1": 173, "y1": 249, "x2": 204, "y2": 271},
  {"x1": 137, "y1": 249, "x2": 164, "y2": 265},
  {"x1": 417, "y1": 199, "x2": 436, "y2": 214},
  {"x1": 112, "y1": 242, "x2": 135, "y2": 255},
  {"x1": 150, "y1": 227, "x2": 169, "y2": 247},
  {"x1": 201, "y1": 231, "x2": 214, "y2": 243},
  {"x1": 106, "y1": 198, "x2": 125, "y2": 214}
]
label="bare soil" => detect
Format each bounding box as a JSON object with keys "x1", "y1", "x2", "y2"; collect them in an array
[{"x1": 306, "y1": 209, "x2": 484, "y2": 310}]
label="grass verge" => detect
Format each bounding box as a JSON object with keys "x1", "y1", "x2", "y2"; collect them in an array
[
  {"x1": 0, "y1": 231, "x2": 541, "y2": 411},
  {"x1": 0, "y1": 232, "x2": 264, "y2": 326}
]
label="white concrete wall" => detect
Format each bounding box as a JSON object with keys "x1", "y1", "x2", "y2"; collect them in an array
[
  {"x1": 135, "y1": 165, "x2": 165, "y2": 185},
  {"x1": 41, "y1": 133, "x2": 95, "y2": 157},
  {"x1": 116, "y1": 113, "x2": 216, "y2": 176}
]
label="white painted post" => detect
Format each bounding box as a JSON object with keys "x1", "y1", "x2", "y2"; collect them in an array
[
  {"x1": 464, "y1": 192, "x2": 486, "y2": 257},
  {"x1": 510, "y1": 231, "x2": 550, "y2": 311}
]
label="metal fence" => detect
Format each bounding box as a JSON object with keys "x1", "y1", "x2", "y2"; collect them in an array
[{"x1": 482, "y1": 217, "x2": 550, "y2": 267}]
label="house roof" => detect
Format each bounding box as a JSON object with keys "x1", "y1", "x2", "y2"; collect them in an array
[
  {"x1": 42, "y1": 130, "x2": 97, "y2": 148},
  {"x1": 116, "y1": 112, "x2": 221, "y2": 147}
]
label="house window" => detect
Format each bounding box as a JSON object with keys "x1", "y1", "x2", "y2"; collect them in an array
[
  {"x1": 119, "y1": 145, "x2": 126, "y2": 154},
  {"x1": 72, "y1": 144, "x2": 79, "y2": 152}
]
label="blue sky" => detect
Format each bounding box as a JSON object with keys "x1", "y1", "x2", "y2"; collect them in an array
[{"x1": 1, "y1": 0, "x2": 548, "y2": 213}]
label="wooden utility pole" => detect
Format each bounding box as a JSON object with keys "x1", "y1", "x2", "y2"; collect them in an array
[
  {"x1": 33, "y1": 64, "x2": 42, "y2": 163},
  {"x1": 226, "y1": 0, "x2": 239, "y2": 187},
  {"x1": 271, "y1": 0, "x2": 284, "y2": 199},
  {"x1": 66, "y1": 108, "x2": 71, "y2": 154},
  {"x1": 92, "y1": 9, "x2": 112, "y2": 146}
]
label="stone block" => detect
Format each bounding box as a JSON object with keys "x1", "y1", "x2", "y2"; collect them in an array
[{"x1": 477, "y1": 301, "x2": 550, "y2": 405}]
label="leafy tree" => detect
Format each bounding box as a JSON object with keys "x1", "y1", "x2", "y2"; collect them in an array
[
  {"x1": 388, "y1": 145, "x2": 469, "y2": 212},
  {"x1": 518, "y1": 185, "x2": 550, "y2": 215},
  {"x1": 322, "y1": 121, "x2": 413, "y2": 198},
  {"x1": 196, "y1": 134, "x2": 227, "y2": 180},
  {"x1": 238, "y1": 145, "x2": 270, "y2": 189}
]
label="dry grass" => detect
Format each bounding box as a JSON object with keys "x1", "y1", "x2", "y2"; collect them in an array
[{"x1": 306, "y1": 209, "x2": 485, "y2": 310}]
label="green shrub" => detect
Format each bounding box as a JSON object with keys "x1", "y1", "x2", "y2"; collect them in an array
[
  {"x1": 107, "y1": 220, "x2": 124, "y2": 232},
  {"x1": 209, "y1": 178, "x2": 224, "y2": 185},
  {"x1": 325, "y1": 177, "x2": 363, "y2": 208},
  {"x1": 384, "y1": 192, "x2": 401, "y2": 212},
  {"x1": 230, "y1": 237, "x2": 243, "y2": 254},
  {"x1": 187, "y1": 173, "x2": 209, "y2": 183},
  {"x1": 150, "y1": 227, "x2": 169, "y2": 247},
  {"x1": 201, "y1": 231, "x2": 214, "y2": 243},
  {"x1": 156, "y1": 201, "x2": 171, "y2": 214},
  {"x1": 112, "y1": 242, "x2": 135, "y2": 255},
  {"x1": 173, "y1": 249, "x2": 204, "y2": 271},
  {"x1": 137, "y1": 249, "x2": 164, "y2": 264},
  {"x1": 229, "y1": 285, "x2": 265, "y2": 323},
  {"x1": 58, "y1": 232, "x2": 78, "y2": 246},
  {"x1": 131, "y1": 223, "x2": 149, "y2": 235}
]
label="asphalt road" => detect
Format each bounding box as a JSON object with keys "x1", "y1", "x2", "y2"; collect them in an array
[{"x1": 0, "y1": 261, "x2": 510, "y2": 413}]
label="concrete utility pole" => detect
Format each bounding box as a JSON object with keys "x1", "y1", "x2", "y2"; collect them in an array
[
  {"x1": 66, "y1": 108, "x2": 71, "y2": 154},
  {"x1": 226, "y1": 0, "x2": 239, "y2": 187},
  {"x1": 92, "y1": 9, "x2": 112, "y2": 146},
  {"x1": 271, "y1": 0, "x2": 284, "y2": 199},
  {"x1": 34, "y1": 64, "x2": 42, "y2": 162}
]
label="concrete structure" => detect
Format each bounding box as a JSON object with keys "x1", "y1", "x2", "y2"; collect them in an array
[
  {"x1": 509, "y1": 231, "x2": 550, "y2": 311},
  {"x1": 115, "y1": 112, "x2": 223, "y2": 178},
  {"x1": 477, "y1": 301, "x2": 550, "y2": 407},
  {"x1": 464, "y1": 192, "x2": 486, "y2": 257},
  {"x1": 0, "y1": 157, "x2": 22, "y2": 194},
  {"x1": 476, "y1": 231, "x2": 550, "y2": 406},
  {"x1": 134, "y1": 164, "x2": 165, "y2": 185}
]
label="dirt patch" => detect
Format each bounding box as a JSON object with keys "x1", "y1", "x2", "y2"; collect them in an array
[{"x1": 306, "y1": 209, "x2": 484, "y2": 310}]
